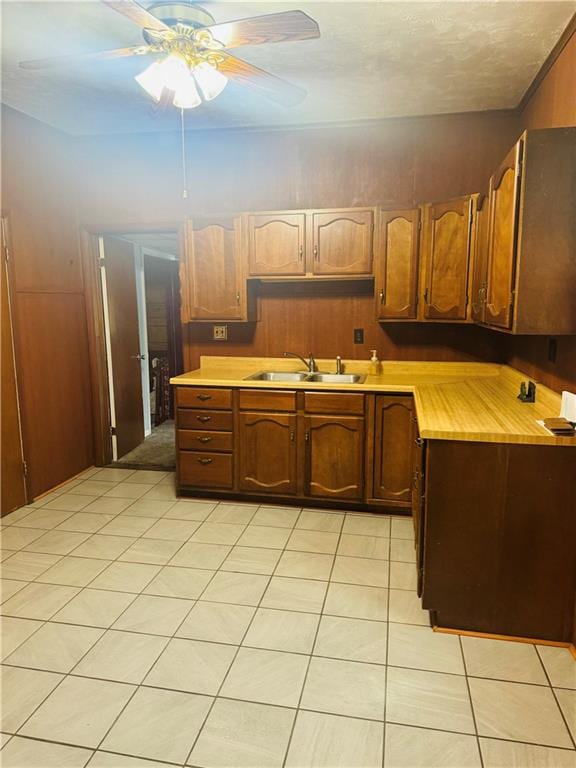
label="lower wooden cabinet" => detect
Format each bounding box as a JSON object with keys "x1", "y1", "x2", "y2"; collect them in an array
[
  {"x1": 175, "y1": 386, "x2": 416, "y2": 512},
  {"x1": 372, "y1": 395, "x2": 414, "y2": 505},
  {"x1": 237, "y1": 412, "x2": 297, "y2": 494},
  {"x1": 304, "y1": 415, "x2": 364, "y2": 500},
  {"x1": 179, "y1": 451, "x2": 233, "y2": 489}
]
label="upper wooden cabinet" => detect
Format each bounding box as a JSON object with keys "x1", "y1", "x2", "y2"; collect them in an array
[
  {"x1": 180, "y1": 218, "x2": 253, "y2": 322},
  {"x1": 420, "y1": 195, "x2": 477, "y2": 322},
  {"x1": 311, "y1": 209, "x2": 374, "y2": 275},
  {"x1": 375, "y1": 208, "x2": 420, "y2": 320},
  {"x1": 246, "y1": 213, "x2": 305, "y2": 276},
  {"x1": 479, "y1": 128, "x2": 576, "y2": 334},
  {"x1": 245, "y1": 208, "x2": 375, "y2": 278},
  {"x1": 470, "y1": 195, "x2": 489, "y2": 324},
  {"x1": 484, "y1": 143, "x2": 521, "y2": 329}
]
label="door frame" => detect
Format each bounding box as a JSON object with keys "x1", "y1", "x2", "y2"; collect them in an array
[
  {"x1": 1, "y1": 212, "x2": 30, "y2": 509},
  {"x1": 80, "y1": 221, "x2": 184, "y2": 467}
]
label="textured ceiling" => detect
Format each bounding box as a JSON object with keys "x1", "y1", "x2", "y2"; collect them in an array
[{"x1": 1, "y1": 1, "x2": 575, "y2": 135}]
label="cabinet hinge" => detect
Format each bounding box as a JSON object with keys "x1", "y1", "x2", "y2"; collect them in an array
[
  {"x1": 22, "y1": 461, "x2": 28, "y2": 477},
  {"x1": 509, "y1": 290, "x2": 516, "y2": 307},
  {"x1": 3, "y1": 244, "x2": 9, "y2": 263},
  {"x1": 516, "y1": 160, "x2": 523, "y2": 179}
]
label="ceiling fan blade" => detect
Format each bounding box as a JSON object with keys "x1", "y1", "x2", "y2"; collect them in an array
[
  {"x1": 198, "y1": 10, "x2": 320, "y2": 50},
  {"x1": 101, "y1": 0, "x2": 171, "y2": 34},
  {"x1": 19, "y1": 45, "x2": 156, "y2": 70},
  {"x1": 218, "y1": 53, "x2": 307, "y2": 107}
]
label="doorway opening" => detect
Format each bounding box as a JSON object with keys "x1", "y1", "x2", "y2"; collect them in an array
[{"x1": 99, "y1": 231, "x2": 182, "y2": 469}]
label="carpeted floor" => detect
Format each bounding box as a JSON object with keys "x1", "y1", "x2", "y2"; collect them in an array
[{"x1": 116, "y1": 419, "x2": 175, "y2": 468}]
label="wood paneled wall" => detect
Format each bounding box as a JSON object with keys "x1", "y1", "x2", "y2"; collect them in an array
[
  {"x1": 506, "y1": 26, "x2": 576, "y2": 394},
  {"x1": 1, "y1": 107, "x2": 94, "y2": 498},
  {"x1": 75, "y1": 110, "x2": 520, "y2": 372}
]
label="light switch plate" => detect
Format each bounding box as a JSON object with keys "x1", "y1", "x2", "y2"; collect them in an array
[{"x1": 213, "y1": 325, "x2": 228, "y2": 341}]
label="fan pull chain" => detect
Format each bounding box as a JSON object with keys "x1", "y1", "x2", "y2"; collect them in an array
[{"x1": 180, "y1": 107, "x2": 189, "y2": 200}]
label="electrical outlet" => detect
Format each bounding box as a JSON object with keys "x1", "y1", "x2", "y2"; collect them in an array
[
  {"x1": 213, "y1": 325, "x2": 228, "y2": 341},
  {"x1": 354, "y1": 328, "x2": 364, "y2": 344}
]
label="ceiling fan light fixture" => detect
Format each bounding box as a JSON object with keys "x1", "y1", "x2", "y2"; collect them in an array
[
  {"x1": 193, "y1": 60, "x2": 227, "y2": 101},
  {"x1": 134, "y1": 59, "x2": 166, "y2": 101},
  {"x1": 173, "y1": 74, "x2": 201, "y2": 109}
]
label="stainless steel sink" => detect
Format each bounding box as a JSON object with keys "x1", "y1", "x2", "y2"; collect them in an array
[
  {"x1": 244, "y1": 371, "x2": 366, "y2": 384},
  {"x1": 245, "y1": 371, "x2": 310, "y2": 382},
  {"x1": 308, "y1": 373, "x2": 366, "y2": 384}
]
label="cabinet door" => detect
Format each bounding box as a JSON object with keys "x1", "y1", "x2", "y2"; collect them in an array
[
  {"x1": 304, "y1": 415, "x2": 364, "y2": 500},
  {"x1": 238, "y1": 412, "x2": 297, "y2": 494},
  {"x1": 373, "y1": 396, "x2": 413, "y2": 504},
  {"x1": 312, "y1": 209, "x2": 374, "y2": 275},
  {"x1": 246, "y1": 213, "x2": 305, "y2": 276},
  {"x1": 470, "y1": 195, "x2": 489, "y2": 324},
  {"x1": 412, "y1": 426, "x2": 425, "y2": 596},
  {"x1": 182, "y1": 219, "x2": 245, "y2": 321},
  {"x1": 375, "y1": 209, "x2": 419, "y2": 320},
  {"x1": 485, "y1": 141, "x2": 523, "y2": 329},
  {"x1": 422, "y1": 196, "x2": 474, "y2": 321}
]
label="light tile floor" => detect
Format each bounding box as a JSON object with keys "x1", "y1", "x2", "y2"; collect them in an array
[{"x1": 1, "y1": 467, "x2": 575, "y2": 768}]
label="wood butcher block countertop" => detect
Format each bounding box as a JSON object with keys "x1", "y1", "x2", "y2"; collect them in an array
[{"x1": 171, "y1": 357, "x2": 576, "y2": 446}]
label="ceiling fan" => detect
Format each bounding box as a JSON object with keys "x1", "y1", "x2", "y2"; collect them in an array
[{"x1": 19, "y1": 0, "x2": 320, "y2": 110}]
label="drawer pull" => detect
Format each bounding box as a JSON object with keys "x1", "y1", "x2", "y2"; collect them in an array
[
  {"x1": 197, "y1": 436, "x2": 212, "y2": 443},
  {"x1": 197, "y1": 416, "x2": 211, "y2": 423},
  {"x1": 197, "y1": 458, "x2": 213, "y2": 465},
  {"x1": 197, "y1": 394, "x2": 212, "y2": 401}
]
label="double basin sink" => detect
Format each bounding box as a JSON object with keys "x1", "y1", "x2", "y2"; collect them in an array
[{"x1": 245, "y1": 371, "x2": 366, "y2": 384}]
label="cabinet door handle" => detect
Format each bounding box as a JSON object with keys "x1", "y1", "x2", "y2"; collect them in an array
[
  {"x1": 289, "y1": 430, "x2": 295, "y2": 442},
  {"x1": 415, "y1": 436, "x2": 424, "y2": 447},
  {"x1": 197, "y1": 457, "x2": 213, "y2": 465},
  {"x1": 313, "y1": 245, "x2": 319, "y2": 260},
  {"x1": 304, "y1": 431, "x2": 310, "y2": 442},
  {"x1": 236, "y1": 292, "x2": 241, "y2": 304},
  {"x1": 379, "y1": 289, "x2": 385, "y2": 304},
  {"x1": 423, "y1": 288, "x2": 429, "y2": 304},
  {"x1": 198, "y1": 436, "x2": 212, "y2": 443},
  {"x1": 197, "y1": 394, "x2": 211, "y2": 401},
  {"x1": 197, "y1": 415, "x2": 211, "y2": 423},
  {"x1": 298, "y1": 245, "x2": 303, "y2": 260}
]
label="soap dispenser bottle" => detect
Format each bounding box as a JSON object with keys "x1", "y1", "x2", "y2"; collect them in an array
[{"x1": 369, "y1": 350, "x2": 381, "y2": 376}]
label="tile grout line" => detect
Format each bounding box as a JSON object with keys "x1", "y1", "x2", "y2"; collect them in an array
[
  {"x1": 458, "y1": 634, "x2": 485, "y2": 768},
  {"x1": 534, "y1": 645, "x2": 576, "y2": 751},
  {"x1": 279, "y1": 506, "x2": 355, "y2": 768},
  {"x1": 382, "y1": 532, "x2": 392, "y2": 768},
  {"x1": 180, "y1": 505, "x2": 311, "y2": 767}
]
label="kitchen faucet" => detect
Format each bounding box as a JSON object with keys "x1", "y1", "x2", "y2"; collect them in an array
[{"x1": 283, "y1": 351, "x2": 318, "y2": 373}]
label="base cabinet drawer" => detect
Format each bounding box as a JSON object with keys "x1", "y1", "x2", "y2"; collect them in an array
[
  {"x1": 178, "y1": 409, "x2": 233, "y2": 431},
  {"x1": 179, "y1": 451, "x2": 233, "y2": 489},
  {"x1": 177, "y1": 387, "x2": 232, "y2": 410},
  {"x1": 178, "y1": 430, "x2": 233, "y2": 452}
]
